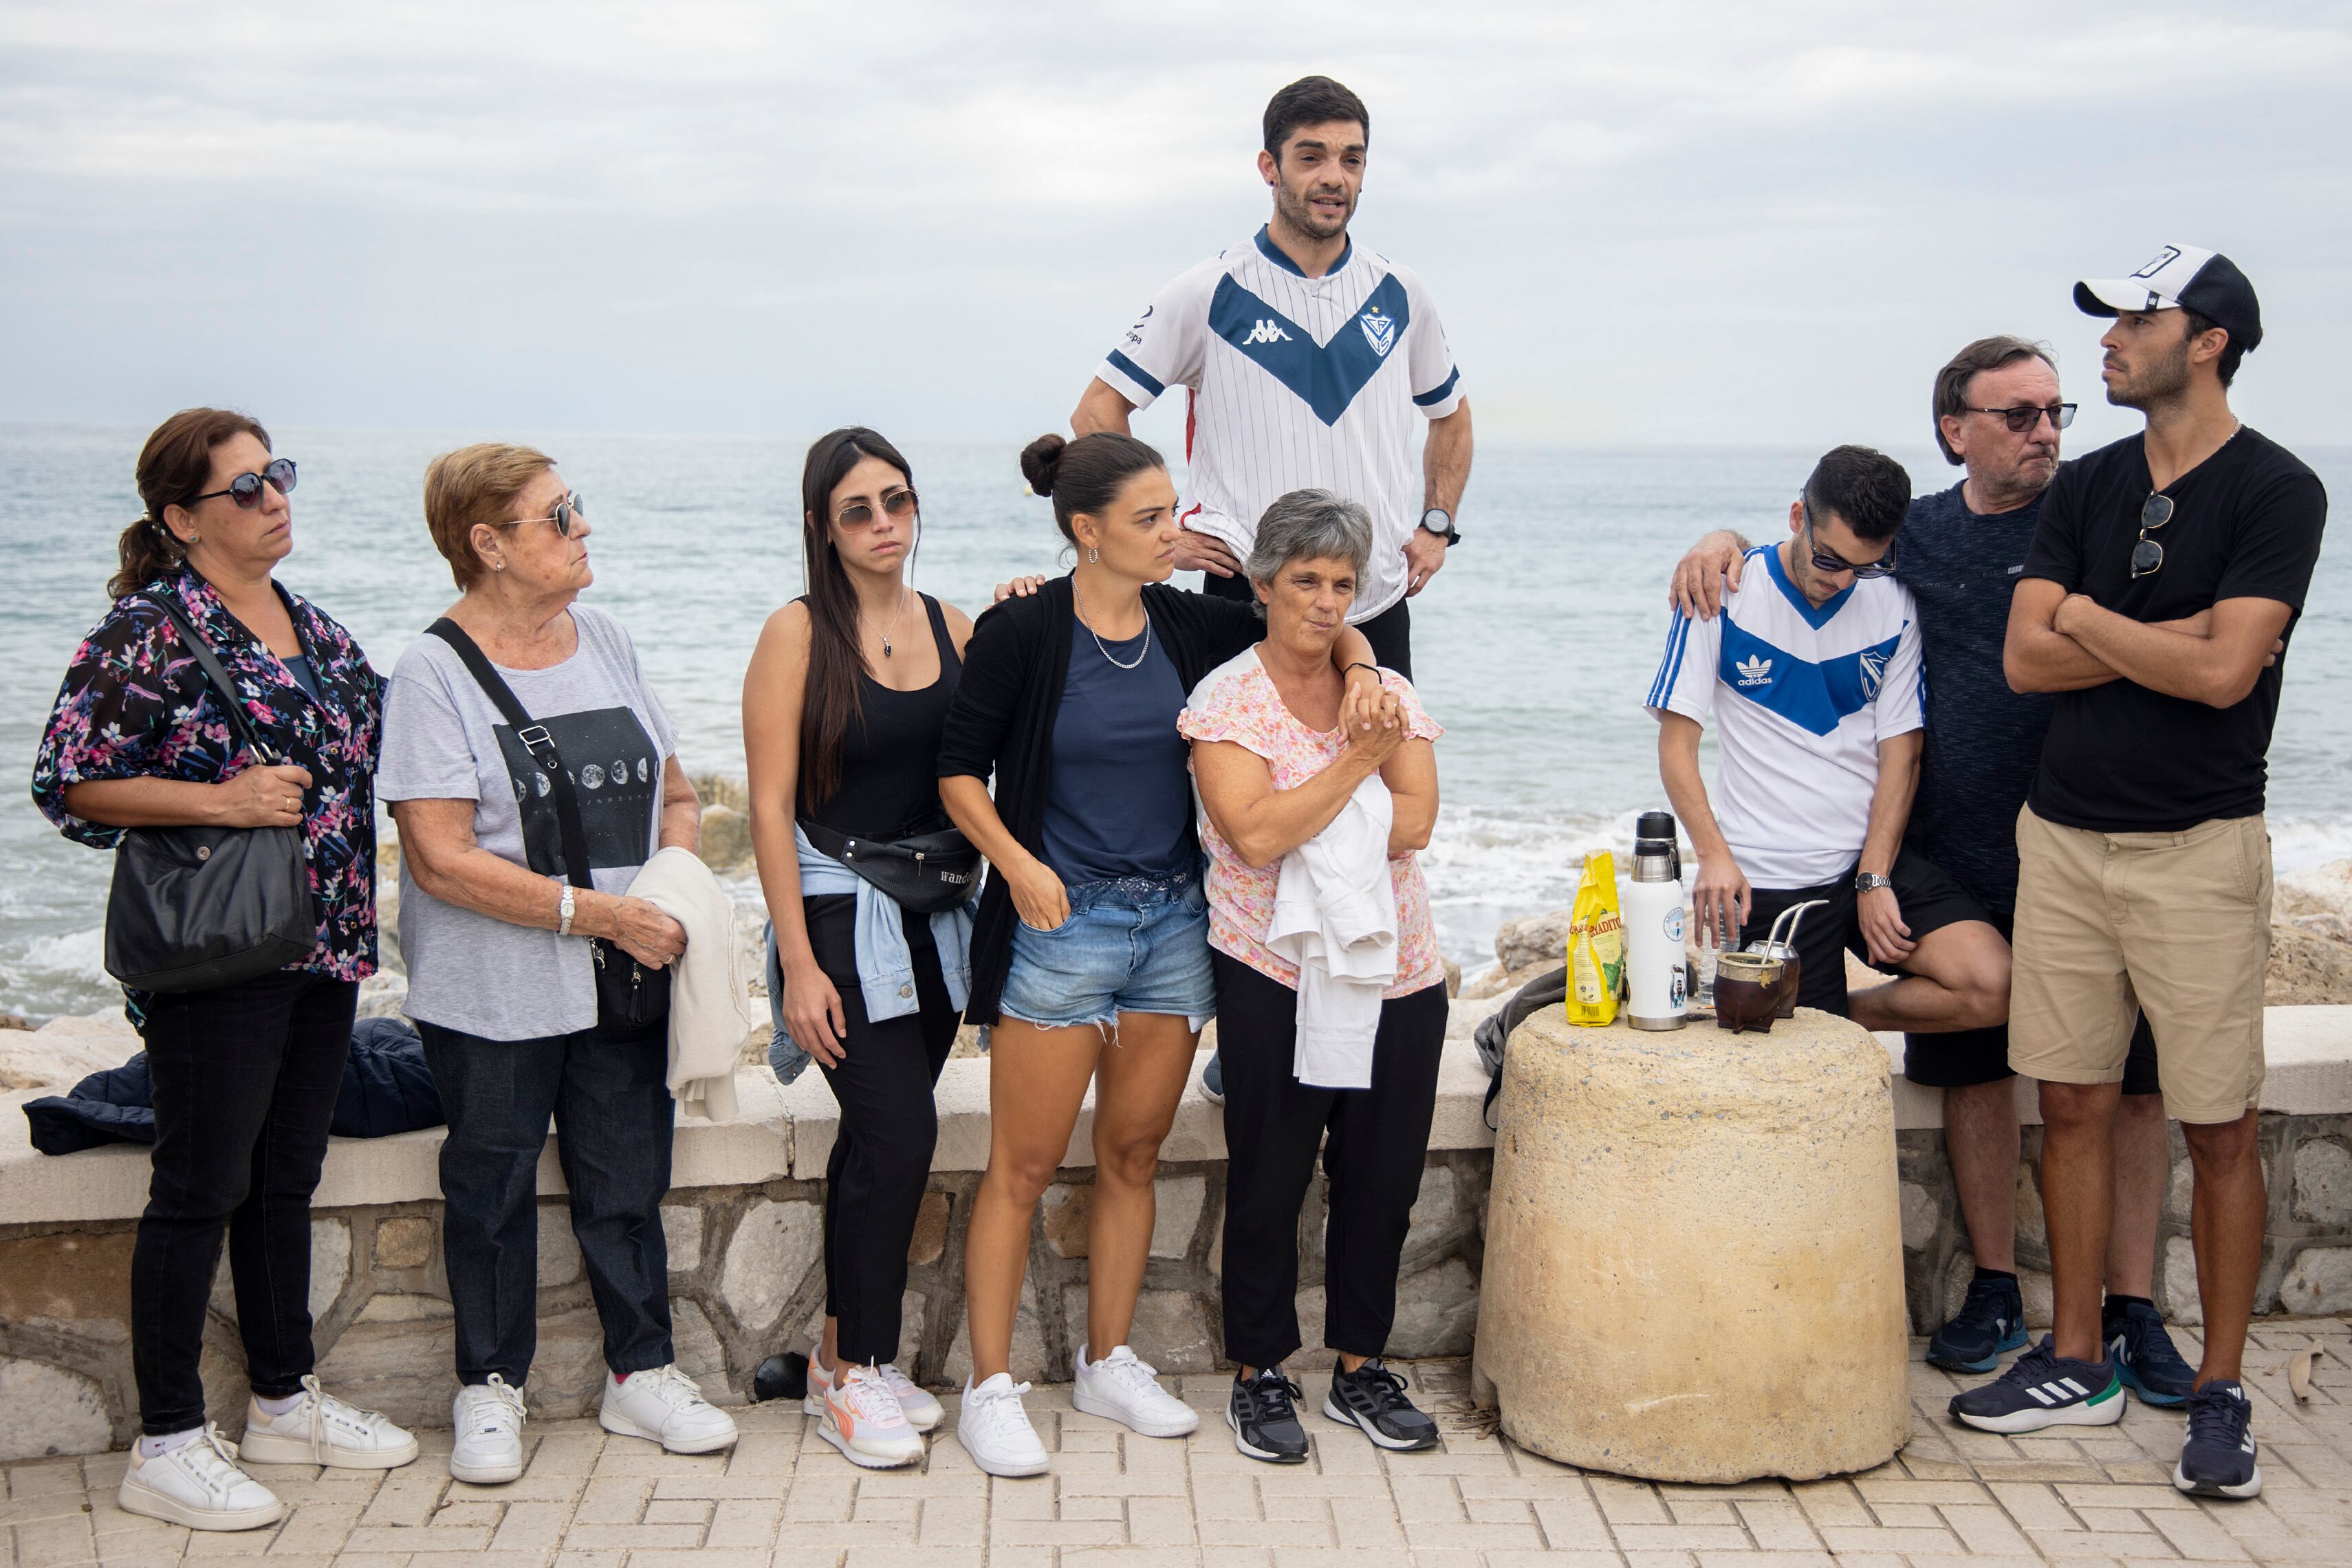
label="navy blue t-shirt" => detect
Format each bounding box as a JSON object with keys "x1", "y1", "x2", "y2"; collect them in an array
[
  {"x1": 1040, "y1": 618, "x2": 1195, "y2": 884},
  {"x1": 1896, "y1": 480, "x2": 2056, "y2": 915}
]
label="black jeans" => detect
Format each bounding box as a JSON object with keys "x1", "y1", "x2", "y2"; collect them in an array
[
  {"x1": 1212, "y1": 952, "x2": 1449, "y2": 1369},
  {"x1": 417, "y1": 1008, "x2": 675, "y2": 1386},
  {"x1": 133, "y1": 970, "x2": 355, "y2": 1434},
  {"x1": 1200, "y1": 569, "x2": 1413, "y2": 679},
  {"x1": 807, "y1": 895, "x2": 959, "y2": 1364}
]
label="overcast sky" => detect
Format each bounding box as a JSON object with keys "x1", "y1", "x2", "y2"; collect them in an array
[{"x1": 5, "y1": 1, "x2": 2349, "y2": 455}]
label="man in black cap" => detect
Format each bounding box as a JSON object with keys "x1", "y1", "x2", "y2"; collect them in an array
[{"x1": 1954, "y1": 246, "x2": 2328, "y2": 1503}]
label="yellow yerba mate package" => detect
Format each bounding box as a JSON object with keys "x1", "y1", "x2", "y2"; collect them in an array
[{"x1": 1564, "y1": 850, "x2": 1625, "y2": 1026}]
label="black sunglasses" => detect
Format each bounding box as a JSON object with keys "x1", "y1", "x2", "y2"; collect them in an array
[
  {"x1": 188, "y1": 457, "x2": 297, "y2": 508},
  {"x1": 1965, "y1": 402, "x2": 2078, "y2": 435},
  {"x1": 2132, "y1": 492, "x2": 2173, "y2": 579},
  {"x1": 836, "y1": 488, "x2": 918, "y2": 530},
  {"x1": 494, "y1": 491, "x2": 585, "y2": 538},
  {"x1": 1802, "y1": 506, "x2": 1897, "y2": 579}
]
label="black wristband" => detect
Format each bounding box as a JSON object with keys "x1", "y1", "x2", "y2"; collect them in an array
[{"x1": 1344, "y1": 662, "x2": 1380, "y2": 679}]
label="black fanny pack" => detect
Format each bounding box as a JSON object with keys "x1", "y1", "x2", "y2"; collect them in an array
[
  {"x1": 427, "y1": 618, "x2": 671, "y2": 1030},
  {"x1": 798, "y1": 816, "x2": 979, "y2": 915}
]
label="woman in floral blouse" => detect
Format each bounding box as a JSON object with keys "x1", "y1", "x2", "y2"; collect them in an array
[{"x1": 32, "y1": 408, "x2": 417, "y2": 1534}]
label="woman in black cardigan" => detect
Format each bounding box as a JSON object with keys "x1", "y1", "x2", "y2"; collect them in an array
[{"x1": 937, "y1": 433, "x2": 1384, "y2": 1475}]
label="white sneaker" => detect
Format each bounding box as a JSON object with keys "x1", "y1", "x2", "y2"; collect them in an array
[
  {"x1": 117, "y1": 1426, "x2": 285, "y2": 1532},
  {"x1": 815, "y1": 1363, "x2": 925, "y2": 1469},
  {"x1": 803, "y1": 1345, "x2": 944, "y2": 1433},
  {"x1": 450, "y1": 1376, "x2": 529, "y2": 1484},
  {"x1": 956, "y1": 1372, "x2": 1049, "y2": 1477},
  {"x1": 598, "y1": 1363, "x2": 739, "y2": 1454},
  {"x1": 1071, "y1": 1342, "x2": 1200, "y2": 1437},
  {"x1": 240, "y1": 1375, "x2": 421, "y2": 1470}
]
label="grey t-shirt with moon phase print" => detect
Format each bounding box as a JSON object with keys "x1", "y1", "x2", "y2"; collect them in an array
[{"x1": 378, "y1": 604, "x2": 679, "y2": 1041}]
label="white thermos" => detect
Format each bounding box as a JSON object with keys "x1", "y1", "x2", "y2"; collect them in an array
[{"x1": 1624, "y1": 809, "x2": 1688, "y2": 1030}]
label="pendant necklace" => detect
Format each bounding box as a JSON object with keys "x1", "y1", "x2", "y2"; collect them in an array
[
  {"x1": 862, "y1": 587, "x2": 911, "y2": 659},
  {"x1": 1072, "y1": 578, "x2": 1149, "y2": 670}
]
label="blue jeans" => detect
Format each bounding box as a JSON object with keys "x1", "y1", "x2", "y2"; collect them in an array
[
  {"x1": 999, "y1": 869, "x2": 1215, "y2": 1034},
  {"x1": 417, "y1": 1011, "x2": 675, "y2": 1386}
]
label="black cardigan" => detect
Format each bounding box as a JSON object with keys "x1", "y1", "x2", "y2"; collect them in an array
[{"x1": 937, "y1": 574, "x2": 1266, "y2": 1026}]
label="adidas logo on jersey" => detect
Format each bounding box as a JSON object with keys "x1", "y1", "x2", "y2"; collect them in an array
[
  {"x1": 1736, "y1": 655, "x2": 1774, "y2": 686},
  {"x1": 1359, "y1": 307, "x2": 1395, "y2": 357},
  {"x1": 1243, "y1": 319, "x2": 1292, "y2": 345}
]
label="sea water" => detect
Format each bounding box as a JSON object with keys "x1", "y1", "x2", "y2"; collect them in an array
[{"x1": 3, "y1": 425, "x2": 2346, "y2": 1021}]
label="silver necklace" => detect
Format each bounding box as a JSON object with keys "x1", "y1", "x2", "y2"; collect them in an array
[
  {"x1": 861, "y1": 587, "x2": 912, "y2": 659},
  {"x1": 1072, "y1": 578, "x2": 1150, "y2": 671}
]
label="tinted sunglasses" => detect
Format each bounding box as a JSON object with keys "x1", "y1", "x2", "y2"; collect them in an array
[
  {"x1": 1802, "y1": 508, "x2": 1897, "y2": 579},
  {"x1": 2132, "y1": 492, "x2": 2173, "y2": 579},
  {"x1": 837, "y1": 487, "x2": 917, "y2": 529},
  {"x1": 494, "y1": 491, "x2": 585, "y2": 538},
  {"x1": 188, "y1": 457, "x2": 297, "y2": 508},
  {"x1": 1966, "y1": 402, "x2": 2078, "y2": 435}
]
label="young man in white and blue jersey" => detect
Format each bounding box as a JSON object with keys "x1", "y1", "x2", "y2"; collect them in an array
[
  {"x1": 1071, "y1": 74, "x2": 1472, "y2": 682},
  {"x1": 1650, "y1": 446, "x2": 2011, "y2": 1039}
]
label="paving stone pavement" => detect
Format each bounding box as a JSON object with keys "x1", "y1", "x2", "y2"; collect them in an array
[{"x1": 5, "y1": 1324, "x2": 2346, "y2": 1567}]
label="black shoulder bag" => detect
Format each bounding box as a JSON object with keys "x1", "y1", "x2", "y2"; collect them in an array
[
  {"x1": 426, "y1": 618, "x2": 671, "y2": 1029},
  {"x1": 103, "y1": 593, "x2": 319, "y2": 992}
]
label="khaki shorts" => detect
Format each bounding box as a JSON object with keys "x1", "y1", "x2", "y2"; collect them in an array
[{"x1": 2009, "y1": 805, "x2": 2269, "y2": 1124}]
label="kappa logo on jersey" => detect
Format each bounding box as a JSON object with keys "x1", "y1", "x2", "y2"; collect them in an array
[
  {"x1": 1736, "y1": 655, "x2": 1774, "y2": 686},
  {"x1": 1243, "y1": 318, "x2": 1294, "y2": 345},
  {"x1": 1359, "y1": 306, "x2": 1395, "y2": 358},
  {"x1": 1209, "y1": 272, "x2": 1415, "y2": 426},
  {"x1": 1859, "y1": 648, "x2": 1886, "y2": 700}
]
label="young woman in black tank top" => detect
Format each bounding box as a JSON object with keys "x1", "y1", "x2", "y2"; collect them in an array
[{"x1": 743, "y1": 428, "x2": 976, "y2": 1468}]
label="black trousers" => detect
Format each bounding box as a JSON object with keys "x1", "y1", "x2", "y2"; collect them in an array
[
  {"x1": 805, "y1": 895, "x2": 959, "y2": 1364},
  {"x1": 417, "y1": 1007, "x2": 675, "y2": 1386},
  {"x1": 1199, "y1": 569, "x2": 1413, "y2": 679},
  {"x1": 133, "y1": 970, "x2": 355, "y2": 1433},
  {"x1": 1212, "y1": 952, "x2": 1449, "y2": 1369}
]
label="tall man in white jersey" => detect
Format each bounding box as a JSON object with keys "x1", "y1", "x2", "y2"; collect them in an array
[{"x1": 1072, "y1": 75, "x2": 1472, "y2": 680}]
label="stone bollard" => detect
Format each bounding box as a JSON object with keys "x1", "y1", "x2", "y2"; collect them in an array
[{"x1": 1472, "y1": 1005, "x2": 1909, "y2": 1482}]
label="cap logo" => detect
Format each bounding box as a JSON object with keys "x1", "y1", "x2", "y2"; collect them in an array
[{"x1": 2131, "y1": 246, "x2": 2182, "y2": 280}]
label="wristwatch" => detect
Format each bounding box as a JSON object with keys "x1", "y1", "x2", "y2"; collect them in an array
[
  {"x1": 1419, "y1": 507, "x2": 1459, "y2": 545},
  {"x1": 1853, "y1": 872, "x2": 1893, "y2": 894},
  {"x1": 558, "y1": 884, "x2": 576, "y2": 937}
]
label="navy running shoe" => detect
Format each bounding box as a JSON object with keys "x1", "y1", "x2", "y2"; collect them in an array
[
  {"x1": 2105, "y1": 1298, "x2": 2195, "y2": 1406},
  {"x1": 1948, "y1": 1336, "x2": 2126, "y2": 1433},
  {"x1": 1200, "y1": 1050, "x2": 1224, "y2": 1104},
  {"x1": 1926, "y1": 1272, "x2": 2027, "y2": 1373},
  {"x1": 2174, "y1": 1380, "x2": 2261, "y2": 1499}
]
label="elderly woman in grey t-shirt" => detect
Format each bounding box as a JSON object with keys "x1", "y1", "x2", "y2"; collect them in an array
[{"x1": 378, "y1": 442, "x2": 736, "y2": 1485}]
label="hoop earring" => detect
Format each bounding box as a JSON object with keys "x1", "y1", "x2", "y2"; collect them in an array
[{"x1": 1087, "y1": 547, "x2": 1100, "y2": 565}]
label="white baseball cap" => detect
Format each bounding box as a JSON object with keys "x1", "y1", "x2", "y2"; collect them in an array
[{"x1": 2073, "y1": 244, "x2": 2263, "y2": 353}]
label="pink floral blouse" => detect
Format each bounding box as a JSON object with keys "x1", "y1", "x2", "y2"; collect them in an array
[{"x1": 1177, "y1": 650, "x2": 1445, "y2": 997}]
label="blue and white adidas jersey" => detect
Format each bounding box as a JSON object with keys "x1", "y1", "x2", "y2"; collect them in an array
[
  {"x1": 1096, "y1": 227, "x2": 1463, "y2": 624},
  {"x1": 1646, "y1": 545, "x2": 1925, "y2": 889}
]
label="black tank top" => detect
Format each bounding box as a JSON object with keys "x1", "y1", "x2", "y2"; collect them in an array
[{"x1": 800, "y1": 593, "x2": 961, "y2": 841}]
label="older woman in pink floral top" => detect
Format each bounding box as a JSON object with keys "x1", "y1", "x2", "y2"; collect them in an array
[{"x1": 1179, "y1": 489, "x2": 1448, "y2": 1464}]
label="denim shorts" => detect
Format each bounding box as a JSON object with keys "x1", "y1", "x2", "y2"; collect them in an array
[{"x1": 999, "y1": 869, "x2": 1215, "y2": 1034}]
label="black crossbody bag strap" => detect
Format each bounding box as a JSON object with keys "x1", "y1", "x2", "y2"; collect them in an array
[
  {"x1": 146, "y1": 591, "x2": 278, "y2": 766},
  {"x1": 425, "y1": 618, "x2": 594, "y2": 892}
]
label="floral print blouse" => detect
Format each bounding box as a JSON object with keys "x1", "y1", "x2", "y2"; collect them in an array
[
  {"x1": 32, "y1": 567, "x2": 385, "y2": 984},
  {"x1": 1178, "y1": 649, "x2": 1446, "y2": 997}
]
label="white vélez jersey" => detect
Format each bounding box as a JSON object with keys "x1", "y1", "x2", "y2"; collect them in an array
[
  {"x1": 1096, "y1": 227, "x2": 1463, "y2": 624},
  {"x1": 1646, "y1": 546, "x2": 1925, "y2": 889}
]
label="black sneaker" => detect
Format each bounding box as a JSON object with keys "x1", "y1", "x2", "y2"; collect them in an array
[
  {"x1": 1926, "y1": 1273, "x2": 2027, "y2": 1373},
  {"x1": 1948, "y1": 1335, "x2": 2126, "y2": 1433},
  {"x1": 2105, "y1": 1299, "x2": 2195, "y2": 1407},
  {"x1": 1227, "y1": 1367, "x2": 1309, "y2": 1464},
  {"x1": 2175, "y1": 1380, "x2": 2261, "y2": 1499},
  {"x1": 1323, "y1": 1358, "x2": 1439, "y2": 1451}
]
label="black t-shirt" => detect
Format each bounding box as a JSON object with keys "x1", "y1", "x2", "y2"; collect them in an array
[
  {"x1": 2023, "y1": 427, "x2": 2327, "y2": 832},
  {"x1": 1897, "y1": 482, "x2": 2056, "y2": 914}
]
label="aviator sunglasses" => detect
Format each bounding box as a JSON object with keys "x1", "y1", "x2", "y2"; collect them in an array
[
  {"x1": 2132, "y1": 492, "x2": 2173, "y2": 579},
  {"x1": 836, "y1": 487, "x2": 918, "y2": 529},
  {"x1": 188, "y1": 457, "x2": 297, "y2": 508},
  {"x1": 494, "y1": 491, "x2": 586, "y2": 537},
  {"x1": 1801, "y1": 504, "x2": 1897, "y2": 579},
  {"x1": 1964, "y1": 402, "x2": 2078, "y2": 434}
]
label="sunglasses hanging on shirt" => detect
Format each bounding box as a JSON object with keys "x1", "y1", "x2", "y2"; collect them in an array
[{"x1": 2132, "y1": 492, "x2": 2173, "y2": 579}]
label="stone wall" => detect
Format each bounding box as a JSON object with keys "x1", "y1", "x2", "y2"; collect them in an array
[
  {"x1": 0, "y1": 1148, "x2": 1492, "y2": 1459},
  {"x1": 1895, "y1": 1115, "x2": 2352, "y2": 1331}
]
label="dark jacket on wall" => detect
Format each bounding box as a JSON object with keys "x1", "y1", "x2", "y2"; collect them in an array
[{"x1": 937, "y1": 575, "x2": 1267, "y2": 1027}]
